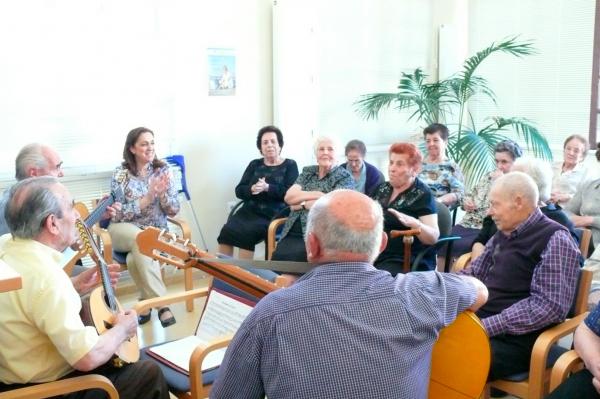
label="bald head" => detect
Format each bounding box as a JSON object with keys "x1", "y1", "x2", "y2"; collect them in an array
[
  {"x1": 488, "y1": 171, "x2": 539, "y2": 234},
  {"x1": 306, "y1": 190, "x2": 385, "y2": 263},
  {"x1": 492, "y1": 171, "x2": 538, "y2": 208}
]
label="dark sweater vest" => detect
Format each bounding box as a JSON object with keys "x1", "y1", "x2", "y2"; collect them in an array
[{"x1": 477, "y1": 214, "x2": 566, "y2": 319}]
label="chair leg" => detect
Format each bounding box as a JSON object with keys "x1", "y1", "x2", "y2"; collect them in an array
[{"x1": 184, "y1": 267, "x2": 194, "y2": 312}]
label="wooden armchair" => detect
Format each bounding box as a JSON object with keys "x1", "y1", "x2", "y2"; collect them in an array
[
  {"x1": 1, "y1": 374, "x2": 119, "y2": 399},
  {"x1": 485, "y1": 269, "x2": 592, "y2": 399},
  {"x1": 134, "y1": 227, "x2": 285, "y2": 398}
]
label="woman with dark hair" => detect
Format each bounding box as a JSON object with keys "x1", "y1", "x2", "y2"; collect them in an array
[
  {"x1": 447, "y1": 139, "x2": 523, "y2": 260},
  {"x1": 217, "y1": 125, "x2": 298, "y2": 259},
  {"x1": 108, "y1": 127, "x2": 180, "y2": 327},
  {"x1": 551, "y1": 134, "x2": 590, "y2": 206},
  {"x1": 371, "y1": 142, "x2": 439, "y2": 275},
  {"x1": 418, "y1": 123, "x2": 465, "y2": 208},
  {"x1": 340, "y1": 139, "x2": 384, "y2": 196}
]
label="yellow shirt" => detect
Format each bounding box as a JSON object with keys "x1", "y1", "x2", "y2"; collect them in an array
[{"x1": 0, "y1": 235, "x2": 99, "y2": 383}]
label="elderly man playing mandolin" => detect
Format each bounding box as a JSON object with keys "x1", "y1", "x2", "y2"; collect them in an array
[
  {"x1": 0, "y1": 177, "x2": 169, "y2": 399},
  {"x1": 211, "y1": 189, "x2": 488, "y2": 399}
]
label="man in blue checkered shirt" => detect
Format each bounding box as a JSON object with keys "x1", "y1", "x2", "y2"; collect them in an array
[{"x1": 211, "y1": 189, "x2": 488, "y2": 399}]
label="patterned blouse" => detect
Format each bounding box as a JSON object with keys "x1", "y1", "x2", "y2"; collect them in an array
[
  {"x1": 418, "y1": 160, "x2": 465, "y2": 203},
  {"x1": 280, "y1": 165, "x2": 355, "y2": 239},
  {"x1": 459, "y1": 171, "x2": 495, "y2": 229},
  {"x1": 110, "y1": 163, "x2": 180, "y2": 230}
]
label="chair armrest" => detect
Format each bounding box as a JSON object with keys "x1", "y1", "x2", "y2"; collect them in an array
[
  {"x1": 267, "y1": 218, "x2": 288, "y2": 260},
  {"x1": 2, "y1": 374, "x2": 119, "y2": 399},
  {"x1": 411, "y1": 236, "x2": 461, "y2": 272},
  {"x1": 453, "y1": 252, "x2": 472, "y2": 272},
  {"x1": 549, "y1": 349, "x2": 585, "y2": 392},
  {"x1": 189, "y1": 334, "x2": 234, "y2": 398},
  {"x1": 133, "y1": 287, "x2": 209, "y2": 315},
  {"x1": 527, "y1": 312, "x2": 589, "y2": 397},
  {"x1": 168, "y1": 217, "x2": 191, "y2": 241}
]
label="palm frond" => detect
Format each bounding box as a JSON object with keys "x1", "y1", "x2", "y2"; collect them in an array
[
  {"x1": 448, "y1": 132, "x2": 496, "y2": 186},
  {"x1": 354, "y1": 68, "x2": 456, "y2": 124},
  {"x1": 484, "y1": 117, "x2": 553, "y2": 160},
  {"x1": 355, "y1": 93, "x2": 404, "y2": 120},
  {"x1": 460, "y1": 36, "x2": 536, "y2": 90}
]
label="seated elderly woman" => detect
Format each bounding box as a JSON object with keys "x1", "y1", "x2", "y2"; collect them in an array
[
  {"x1": 371, "y1": 142, "x2": 439, "y2": 275},
  {"x1": 340, "y1": 139, "x2": 384, "y2": 196},
  {"x1": 217, "y1": 126, "x2": 298, "y2": 259},
  {"x1": 448, "y1": 139, "x2": 522, "y2": 259},
  {"x1": 551, "y1": 134, "x2": 589, "y2": 206},
  {"x1": 471, "y1": 157, "x2": 578, "y2": 261},
  {"x1": 565, "y1": 143, "x2": 600, "y2": 272},
  {"x1": 271, "y1": 136, "x2": 355, "y2": 261},
  {"x1": 418, "y1": 123, "x2": 465, "y2": 208}
]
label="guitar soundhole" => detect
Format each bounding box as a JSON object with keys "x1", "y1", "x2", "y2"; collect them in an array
[{"x1": 103, "y1": 320, "x2": 114, "y2": 330}]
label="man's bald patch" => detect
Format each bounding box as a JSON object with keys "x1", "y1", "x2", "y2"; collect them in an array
[{"x1": 328, "y1": 190, "x2": 378, "y2": 232}]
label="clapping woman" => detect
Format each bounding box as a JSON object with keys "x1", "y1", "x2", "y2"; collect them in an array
[{"x1": 108, "y1": 127, "x2": 180, "y2": 327}]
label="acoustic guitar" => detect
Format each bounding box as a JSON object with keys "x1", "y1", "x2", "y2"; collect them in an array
[
  {"x1": 136, "y1": 227, "x2": 490, "y2": 398},
  {"x1": 76, "y1": 218, "x2": 140, "y2": 367}
]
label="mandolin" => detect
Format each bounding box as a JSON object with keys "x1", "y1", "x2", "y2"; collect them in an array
[
  {"x1": 76, "y1": 218, "x2": 139, "y2": 367},
  {"x1": 136, "y1": 227, "x2": 490, "y2": 398},
  {"x1": 63, "y1": 184, "x2": 125, "y2": 271}
]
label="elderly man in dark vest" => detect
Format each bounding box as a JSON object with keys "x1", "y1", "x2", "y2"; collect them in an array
[{"x1": 459, "y1": 171, "x2": 580, "y2": 382}]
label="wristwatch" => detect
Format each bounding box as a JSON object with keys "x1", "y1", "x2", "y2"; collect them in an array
[{"x1": 300, "y1": 200, "x2": 306, "y2": 210}]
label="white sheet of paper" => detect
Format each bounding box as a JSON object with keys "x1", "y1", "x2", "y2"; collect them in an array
[{"x1": 148, "y1": 290, "x2": 254, "y2": 372}]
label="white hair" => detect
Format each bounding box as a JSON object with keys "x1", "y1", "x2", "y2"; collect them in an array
[
  {"x1": 492, "y1": 171, "x2": 539, "y2": 207},
  {"x1": 305, "y1": 190, "x2": 383, "y2": 262},
  {"x1": 511, "y1": 157, "x2": 553, "y2": 203},
  {"x1": 313, "y1": 136, "x2": 341, "y2": 160}
]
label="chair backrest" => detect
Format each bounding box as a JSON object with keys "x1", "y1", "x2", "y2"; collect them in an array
[
  {"x1": 577, "y1": 228, "x2": 592, "y2": 259},
  {"x1": 569, "y1": 268, "x2": 592, "y2": 318}
]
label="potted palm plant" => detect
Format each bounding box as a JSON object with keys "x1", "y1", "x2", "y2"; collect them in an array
[{"x1": 355, "y1": 36, "x2": 552, "y2": 186}]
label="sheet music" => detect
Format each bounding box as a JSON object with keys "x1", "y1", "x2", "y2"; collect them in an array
[{"x1": 147, "y1": 290, "x2": 254, "y2": 373}]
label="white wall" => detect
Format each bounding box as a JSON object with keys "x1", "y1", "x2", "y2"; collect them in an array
[
  {"x1": 273, "y1": 0, "x2": 438, "y2": 173},
  {"x1": 0, "y1": 0, "x2": 274, "y2": 252}
]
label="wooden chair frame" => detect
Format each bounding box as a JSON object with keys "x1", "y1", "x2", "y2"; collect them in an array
[
  {"x1": 134, "y1": 287, "x2": 232, "y2": 399},
  {"x1": 2, "y1": 374, "x2": 119, "y2": 399},
  {"x1": 548, "y1": 349, "x2": 586, "y2": 393},
  {"x1": 454, "y1": 252, "x2": 592, "y2": 398},
  {"x1": 266, "y1": 217, "x2": 288, "y2": 260}
]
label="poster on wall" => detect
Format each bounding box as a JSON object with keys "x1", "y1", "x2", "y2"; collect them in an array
[{"x1": 208, "y1": 48, "x2": 236, "y2": 96}]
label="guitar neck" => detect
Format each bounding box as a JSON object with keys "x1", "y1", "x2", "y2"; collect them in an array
[{"x1": 85, "y1": 196, "x2": 115, "y2": 227}]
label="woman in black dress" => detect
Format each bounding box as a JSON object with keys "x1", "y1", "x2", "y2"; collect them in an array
[{"x1": 217, "y1": 126, "x2": 298, "y2": 259}]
